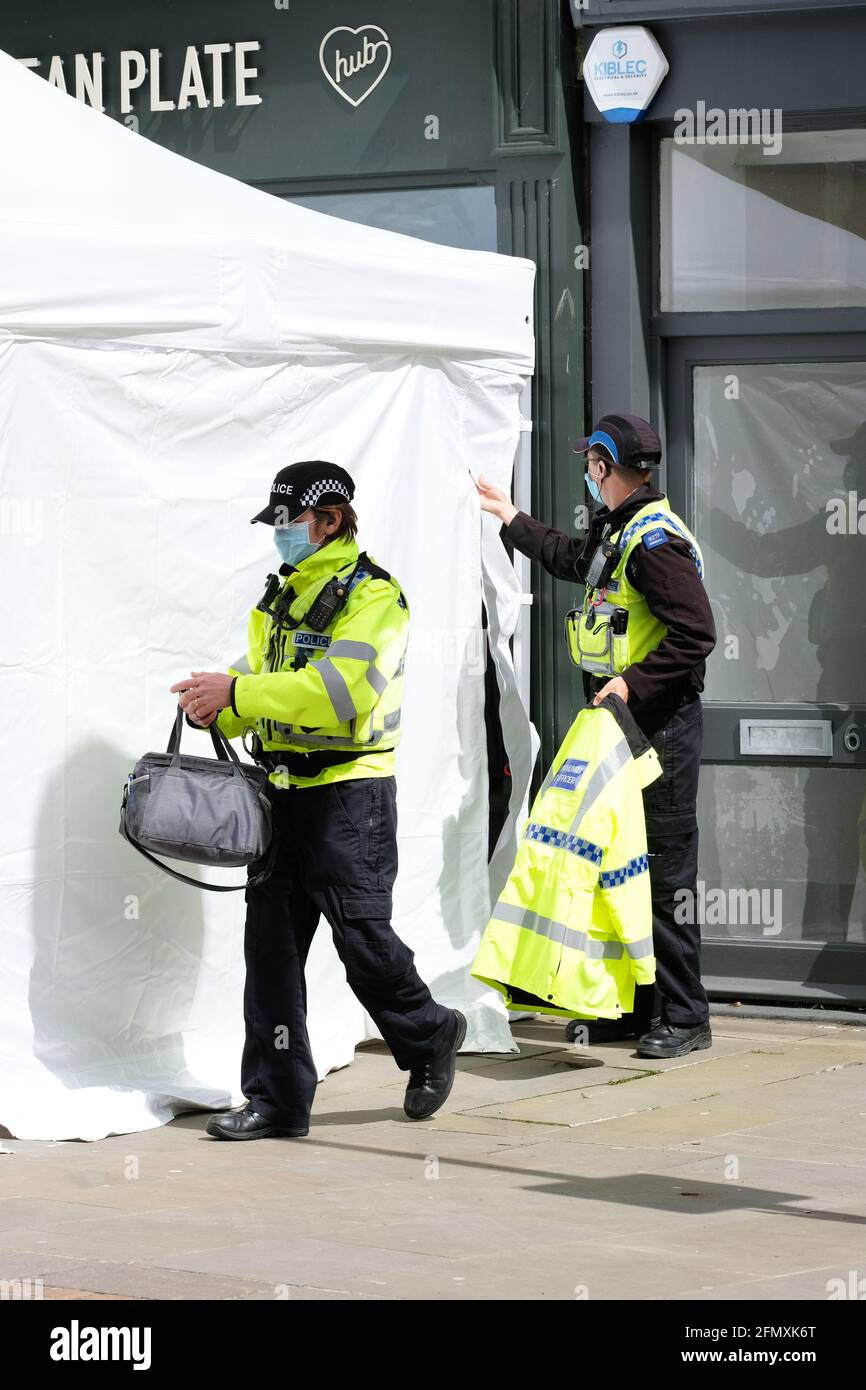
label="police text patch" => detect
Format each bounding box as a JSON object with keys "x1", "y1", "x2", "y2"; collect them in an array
[
  {"x1": 293, "y1": 631, "x2": 332, "y2": 650},
  {"x1": 642, "y1": 528, "x2": 668, "y2": 550},
  {"x1": 551, "y1": 758, "x2": 588, "y2": 792}
]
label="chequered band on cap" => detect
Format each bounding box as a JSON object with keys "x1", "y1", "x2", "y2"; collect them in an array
[{"x1": 298, "y1": 478, "x2": 352, "y2": 507}]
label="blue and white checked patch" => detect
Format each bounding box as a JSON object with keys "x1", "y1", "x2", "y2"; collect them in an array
[
  {"x1": 599, "y1": 853, "x2": 649, "y2": 889},
  {"x1": 550, "y1": 758, "x2": 588, "y2": 793},
  {"x1": 617, "y1": 512, "x2": 704, "y2": 579},
  {"x1": 524, "y1": 822, "x2": 603, "y2": 866},
  {"x1": 294, "y1": 631, "x2": 332, "y2": 650}
]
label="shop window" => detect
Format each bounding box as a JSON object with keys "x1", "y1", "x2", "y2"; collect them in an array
[
  {"x1": 287, "y1": 185, "x2": 497, "y2": 252},
  {"x1": 697, "y1": 765, "x2": 866, "y2": 948},
  {"x1": 660, "y1": 129, "x2": 866, "y2": 310},
  {"x1": 693, "y1": 360, "x2": 866, "y2": 706}
]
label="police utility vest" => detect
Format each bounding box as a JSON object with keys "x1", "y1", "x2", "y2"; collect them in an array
[
  {"x1": 471, "y1": 694, "x2": 662, "y2": 1021},
  {"x1": 215, "y1": 533, "x2": 408, "y2": 788},
  {"x1": 565, "y1": 496, "x2": 705, "y2": 678}
]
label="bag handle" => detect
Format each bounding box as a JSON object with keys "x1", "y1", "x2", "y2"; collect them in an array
[{"x1": 168, "y1": 703, "x2": 246, "y2": 773}]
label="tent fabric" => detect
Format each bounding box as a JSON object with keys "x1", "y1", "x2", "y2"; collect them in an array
[{"x1": 0, "y1": 51, "x2": 538, "y2": 1141}]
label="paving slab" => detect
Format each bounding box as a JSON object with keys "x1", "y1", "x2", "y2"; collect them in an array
[
  {"x1": 463, "y1": 1047, "x2": 866, "y2": 1133},
  {"x1": 674, "y1": 1264, "x2": 863, "y2": 1301},
  {"x1": 2, "y1": 1252, "x2": 289, "y2": 1301},
  {"x1": 2, "y1": 1016, "x2": 865, "y2": 1300}
]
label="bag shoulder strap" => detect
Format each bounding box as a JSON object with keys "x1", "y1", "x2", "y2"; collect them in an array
[{"x1": 119, "y1": 814, "x2": 275, "y2": 892}]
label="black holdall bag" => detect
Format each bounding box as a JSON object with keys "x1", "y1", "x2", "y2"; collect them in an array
[{"x1": 118, "y1": 705, "x2": 275, "y2": 892}]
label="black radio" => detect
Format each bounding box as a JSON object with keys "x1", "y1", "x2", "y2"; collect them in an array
[
  {"x1": 584, "y1": 540, "x2": 621, "y2": 592},
  {"x1": 255, "y1": 574, "x2": 299, "y2": 630},
  {"x1": 304, "y1": 576, "x2": 351, "y2": 632}
]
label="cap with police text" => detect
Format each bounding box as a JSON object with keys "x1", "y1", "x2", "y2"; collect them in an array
[
  {"x1": 572, "y1": 414, "x2": 662, "y2": 469},
  {"x1": 250, "y1": 461, "x2": 355, "y2": 526}
]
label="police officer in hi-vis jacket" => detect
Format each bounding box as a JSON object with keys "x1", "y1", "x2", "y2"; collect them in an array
[
  {"x1": 477, "y1": 414, "x2": 717, "y2": 1059},
  {"x1": 171, "y1": 460, "x2": 465, "y2": 1138}
]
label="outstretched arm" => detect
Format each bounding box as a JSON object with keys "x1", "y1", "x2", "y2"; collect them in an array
[{"x1": 475, "y1": 473, "x2": 590, "y2": 581}]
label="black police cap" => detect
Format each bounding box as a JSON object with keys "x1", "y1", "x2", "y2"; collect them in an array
[{"x1": 251, "y1": 461, "x2": 355, "y2": 526}]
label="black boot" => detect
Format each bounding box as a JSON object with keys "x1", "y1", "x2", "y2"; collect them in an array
[
  {"x1": 403, "y1": 1009, "x2": 467, "y2": 1120},
  {"x1": 206, "y1": 1102, "x2": 309, "y2": 1140},
  {"x1": 635, "y1": 1021, "x2": 712, "y2": 1059}
]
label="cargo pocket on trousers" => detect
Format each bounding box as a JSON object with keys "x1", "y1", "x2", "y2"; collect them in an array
[
  {"x1": 642, "y1": 724, "x2": 674, "y2": 819},
  {"x1": 340, "y1": 892, "x2": 406, "y2": 981}
]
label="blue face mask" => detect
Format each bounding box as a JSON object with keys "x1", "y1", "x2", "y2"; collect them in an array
[
  {"x1": 274, "y1": 518, "x2": 318, "y2": 567},
  {"x1": 585, "y1": 469, "x2": 604, "y2": 505}
]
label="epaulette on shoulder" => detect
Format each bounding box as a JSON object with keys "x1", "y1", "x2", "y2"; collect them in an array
[{"x1": 350, "y1": 552, "x2": 408, "y2": 611}]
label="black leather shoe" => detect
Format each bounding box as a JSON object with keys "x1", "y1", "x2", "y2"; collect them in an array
[
  {"x1": 565, "y1": 1014, "x2": 661, "y2": 1044},
  {"x1": 634, "y1": 1021, "x2": 712, "y2": 1059},
  {"x1": 206, "y1": 1103, "x2": 309, "y2": 1141},
  {"x1": 403, "y1": 1009, "x2": 467, "y2": 1120}
]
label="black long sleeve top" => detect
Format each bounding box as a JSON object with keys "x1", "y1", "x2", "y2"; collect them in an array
[{"x1": 504, "y1": 484, "x2": 717, "y2": 737}]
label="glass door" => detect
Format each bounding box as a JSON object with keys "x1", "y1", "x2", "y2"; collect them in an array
[{"x1": 666, "y1": 338, "x2": 866, "y2": 1004}]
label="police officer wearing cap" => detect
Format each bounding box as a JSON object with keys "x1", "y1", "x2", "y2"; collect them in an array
[
  {"x1": 171, "y1": 461, "x2": 465, "y2": 1138},
  {"x1": 476, "y1": 415, "x2": 716, "y2": 1058}
]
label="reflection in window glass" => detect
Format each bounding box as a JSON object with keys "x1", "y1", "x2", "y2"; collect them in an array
[
  {"x1": 287, "y1": 185, "x2": 497, "y2": 252},
  {"x1": 694, "y1": 361, "x2": 866, "y2": 705},
  {"x1": 660, "y1": 130, "x2": 866, "y2": 310},
  {"x1": 698, "y1": 765, "x2": 866, "y2": 948}
]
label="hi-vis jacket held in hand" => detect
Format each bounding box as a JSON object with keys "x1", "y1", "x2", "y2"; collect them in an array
[{"x1": 472, "y1": 694, "x2": 662, "y2": 1020}]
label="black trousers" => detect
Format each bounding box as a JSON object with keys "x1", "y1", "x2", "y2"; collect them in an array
[
  {"x1": 629, "y1": 694, "x2": 709, "y2": 1031},
  {"x1": 240, "y1": 775, "x2": 453, "y2": 1129}
]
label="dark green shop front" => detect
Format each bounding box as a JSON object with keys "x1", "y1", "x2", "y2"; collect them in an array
[
  {"x1": 1, "y1": 0, "x2": 586, "y2": 850},
  {"x1": 579, "y1": 0, "x2": 866, "y2": 1006}
]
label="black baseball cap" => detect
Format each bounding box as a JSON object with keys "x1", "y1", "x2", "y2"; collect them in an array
[
  {"x1": 251, "y1": 461, "x2": 355, "y2": 526},
  {"x1": 572, "y1": 414, "x2": 662, "y2": 469}
]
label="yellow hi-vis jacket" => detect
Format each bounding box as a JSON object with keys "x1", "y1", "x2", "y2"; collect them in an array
[
  {"x1": 472, "y1": 693, "x2": 662, "y2": 1020},
  {"x1": 215, "y1": 532, "x2": 409, "y2": 789},
  {"x1": 565, "y1": 496, "x2": 705, "y2": 679}
]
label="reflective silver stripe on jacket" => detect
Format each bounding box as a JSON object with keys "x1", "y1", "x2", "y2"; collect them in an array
[
  {"x1": 491, "y1": 900, "x2": 626, "y2": 959},
  {"x1": 313, "y1": 656, "x2": 356, "y2": 724},
  {"x1": 621, "y1": 934, "x2": 654, "y2": 960},
  {"x1": 230, "y1": 654, "x2": 252, "y2": 675},
  {"x1": 567, "y1": 735, "x2": 632, "y2": 835},
  {"x1": 268, "y1": 722, "x2": 386, "y2": 748},
  {"x1": 327, "y1": 638, "x2": 389, "y2": 696},
  {"x1": 580, "y1": 655, "x2": 616, "y2": 675}
]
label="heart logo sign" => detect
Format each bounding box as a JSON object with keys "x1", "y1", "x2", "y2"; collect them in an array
[{"x1": 319, "y1": 24, "x2": 392, "y2": 108}]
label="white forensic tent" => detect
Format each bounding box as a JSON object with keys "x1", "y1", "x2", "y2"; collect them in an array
[{"x1": 0, "y1": 52, "x2": 539, "y2": 1141}]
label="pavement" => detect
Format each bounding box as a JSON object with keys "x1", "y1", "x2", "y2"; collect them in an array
[{"x1": 2, "y1": 1013, "x2": 865, "y2": 1301}]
